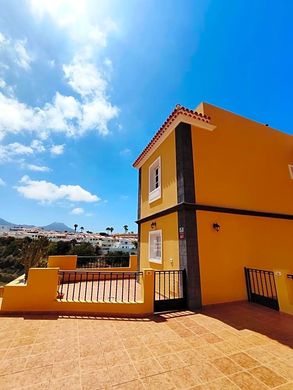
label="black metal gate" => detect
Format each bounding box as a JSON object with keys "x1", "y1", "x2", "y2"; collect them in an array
[
  {"x1": 154, "y1": 269, "x2": 186, "y2": 312},
  {"x1": 244, "y1": 267, "x2": 279, "y2": 310}
]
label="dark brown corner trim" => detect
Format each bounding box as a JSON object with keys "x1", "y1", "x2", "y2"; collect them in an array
[
  {"x1": 137, "y1": 168, "x2": 141, "y2": 220},
  {"x1": 175, "y1": 122, "x2": 196, "y2": 204},
  {"x1": 137, "y1": 168, "x2": 142, "y2": 274},
  {"x1": 175, "y1": 122, "x2": 202, "y2": 310}
]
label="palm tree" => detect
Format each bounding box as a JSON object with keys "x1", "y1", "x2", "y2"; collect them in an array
[
  {"x1": 106, "y1": 227, "x2": 111, "y2": 235},
  {"x1": 110, "y1": 227, "x2": 114, "y2": 235},
  {"x1": 123, "y1": 225, "x2": 128, "y2": 234},
  {"x1": 80, "y1": 226, "x2": 84, "y2": 233},
  {"x1": 74, "y1": 224, "x2": 78, "y2": 233}
]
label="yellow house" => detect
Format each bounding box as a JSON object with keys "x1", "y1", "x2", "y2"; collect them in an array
[{"x1": 133, "y1": 102, "x2": 293, "y2": 310}]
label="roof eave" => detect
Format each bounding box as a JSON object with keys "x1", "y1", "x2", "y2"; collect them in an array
[{"x1": 133, "y1": 111, "x2": 216, "y2": 169}]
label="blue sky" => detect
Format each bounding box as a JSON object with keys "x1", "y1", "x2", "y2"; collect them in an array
[{"x1": 0, "y1": 0, "x2": 292, "y2": 232}]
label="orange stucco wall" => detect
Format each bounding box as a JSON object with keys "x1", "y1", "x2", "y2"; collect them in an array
[
  {"x1": 48, "y1": 255, "x2": 77, "y2": 270},
  {"x1": 197, "y1": 210, "x2": 293, "y2": 305},
  {"x1": 140, "y1": 131, "x2": 177, "y2": 219},
  {"x1": 140, "y1": 212, "x2": 179, "y2": 271},
  {"x1": 192, "y1": 103, "x2": 293, "y2": 214},
  {"x1": 1, "y1": 268, "x2": 155, "y2": 315}
]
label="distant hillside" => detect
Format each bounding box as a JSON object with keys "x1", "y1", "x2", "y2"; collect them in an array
[
  {"x1": 0, "y1": 217, "x2": 14, "y2": 226},
  {"x1": 0, "y1": 217, "x2": 34, "y2": 228},
  {"x1": 0, "y1": 217, "x2": 73, "y2": 232},
  {"x1": 42, "y1": 222, "x2": 74, "y2": 232}
]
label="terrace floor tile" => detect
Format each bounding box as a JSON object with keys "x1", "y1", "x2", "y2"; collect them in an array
[{"x1": 0, "y1": 301, "x2": 292, "y2": 389}]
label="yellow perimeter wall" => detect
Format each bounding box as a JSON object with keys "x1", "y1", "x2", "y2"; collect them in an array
[
  {"x1": 140, "y1": 212, "x2": 179, "y2": 271},
  {"x1": 1, "y1": 268, "x2": 155, "y2": 315},
  {"x1": 192, "y1": 103, "x2": 293, "y2": 214},
  {"x1": 140, "y1": 131, "x2": 177, "y2": 219},
  {"x1": 197, "y1": 210, "x2": 293, "y2": 305}
]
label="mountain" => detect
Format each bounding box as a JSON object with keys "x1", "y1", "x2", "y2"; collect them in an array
[
  {"x1": 0, "y1": 218, "x2": 73, "y2": 232},
  {"x1": 0, "y1": 217, "x2": 14, "y2": 226},
  {"x1": 42, "y1": 222, "x2": 74, "y2": 232}
]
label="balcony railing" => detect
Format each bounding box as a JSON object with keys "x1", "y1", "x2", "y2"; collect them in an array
[
  {"x1": 76, "y1": 255, "x2": 129, "y2": 269},
  {"x1": 58, "y1": 270, "x2": 142, "y2": 302}
]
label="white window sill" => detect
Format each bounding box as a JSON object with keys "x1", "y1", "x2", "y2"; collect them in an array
[
  {"x1": 149, "y1": 258, "x2": 162, "y2": 264},
  {"x1": 149, "y1": 187, "x2": 161, "y2": 204}
]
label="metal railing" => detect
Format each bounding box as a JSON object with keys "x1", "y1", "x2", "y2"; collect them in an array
[
  {"x1": 154, "y1": 270, "x2": 185, "y2": 301},
  {"x1": 58, "y1": 270, "x2": 142, "y2": 302},
  {"x1": 77, "y1": 255, "x2": 130, "y2": 269},
  {"x1": 244, "y1": 267, "x2": 279, "y2": 310},
  {"x1": 153, "y1": 270, "x2": 187, "y2": 312}
]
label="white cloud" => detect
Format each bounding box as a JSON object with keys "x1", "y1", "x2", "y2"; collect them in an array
[
  {"x1": 0, "y1": 78, "x2": 14, "y2": 96},
  {"x1": 63, "y1": 56, "x2": 119, "y2": 137},
  {"x1": 0, "y1": 2, "x2": 119, "y2": 140},
  {"x1": 28, "y1": 1, "x2": 117, "y2": 46},
  {"x1": 0, "y1": 33, "x2": 33, "y2": 71},
  {"x1": 0, "y1": 177, "x2": 5, "y2": 186},
  {"x1": 63, "y1": 59, "x2": 106, "y2": 98},
  {"x1": 13, "y1": 39, "x2": 33, "y2": 71},
  {"x1": 0, "y1": 59, "x2": 119, "y2": 139},
  {"x1": 28, "y1": 0, "x2": 87, "y2": 28},
  {"x1": 71, "y1": 207, "x2": 84, "y2": 215},
  {"x1": 0, "y1": 140, "x2": 46, "y2": 163},
  {"x1": 50, "y1": 144, "x2": 64, "y2": 155},
  {"x1": 0, "y1": 141, "x2": 49, "y2": 172},
  {"x1": 16, "y1": 175, "x2": 100, "y2": 203},
  {"x1": 0, "y1": 78, "x2": 6, "y2": 88},
  {"x1": 0, "y1": 5, "x2": 119, "y2": 148},
  {"x1": 0, "y1": 33, "x2": 6, "y2": 45},
  {"x1": 21, "y1": 162, "x2": 50, "y2": 172},
  {"x1": 31, "y1": 139, "x2": 45, "y2": 153},
  {"x1": 0, "y1": 93, "x2": 34, "y2": 140},
  {"x1": 0, "y1": 142, "x2": 33, "y2": 162}
]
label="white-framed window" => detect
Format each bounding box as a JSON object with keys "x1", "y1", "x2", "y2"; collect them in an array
[
  {"x1": 288, "y1": 165, "x2": 293, "y2": 179},
  {"x1": 149, "y1": 230, "x2": 162, "y2": 263},
  {"x1": 149, "y1": 157, "x2": 161, "y2": 203}
]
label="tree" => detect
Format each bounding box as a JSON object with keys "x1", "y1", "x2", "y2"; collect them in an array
[
  {"x1": 80, "y1": 226, "x2": 84, "y2": 233},
  {"x1": 106, "y1": 227, "x2": 111, "y2": 235},
  {"x1": 69, "y1": 242, "x2": 95, "y2": 256},
  {"x1": 123, "y1": 225, "x2": 128, "y2": 234},
  {"x1": 48, "y1": 241, "x2": 72, "y2": 256},
  {"x1": 20, "y1": 237, "x2": 49, "y2": 280},
  {"x1": 74, "y1": 224, "x2": 78, "y2": 233},
  {"x1": 110, "y1": 227, "x2": 114, "y2": 234}
]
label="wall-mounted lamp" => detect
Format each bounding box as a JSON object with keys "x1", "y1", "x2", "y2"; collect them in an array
[
  {"x1": 213, "y1": 223, "x2": 220, "y2": 232},
  {"x1": 151, "y1": 221, "x2": 157, "y2": 229}
]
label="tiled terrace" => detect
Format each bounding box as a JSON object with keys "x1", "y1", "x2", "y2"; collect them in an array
[{"x1": 0, "y1": 302, "x2": 292, "y2": 389}]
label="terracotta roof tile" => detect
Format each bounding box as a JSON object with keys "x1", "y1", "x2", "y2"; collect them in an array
[{"x1": 133, "y1": 105, "x2": 211, "y2": 167}]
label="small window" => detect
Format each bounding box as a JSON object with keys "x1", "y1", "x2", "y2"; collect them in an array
[
  {"x1": 289, "y1": 165, "x2": 293, "y2": 179},
  {"x1": 149, "y1": 230, "x2": 162, "y2": 263},
  {"x1": 149, "y1": 157, "x2": 161, "y2": 203}
]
